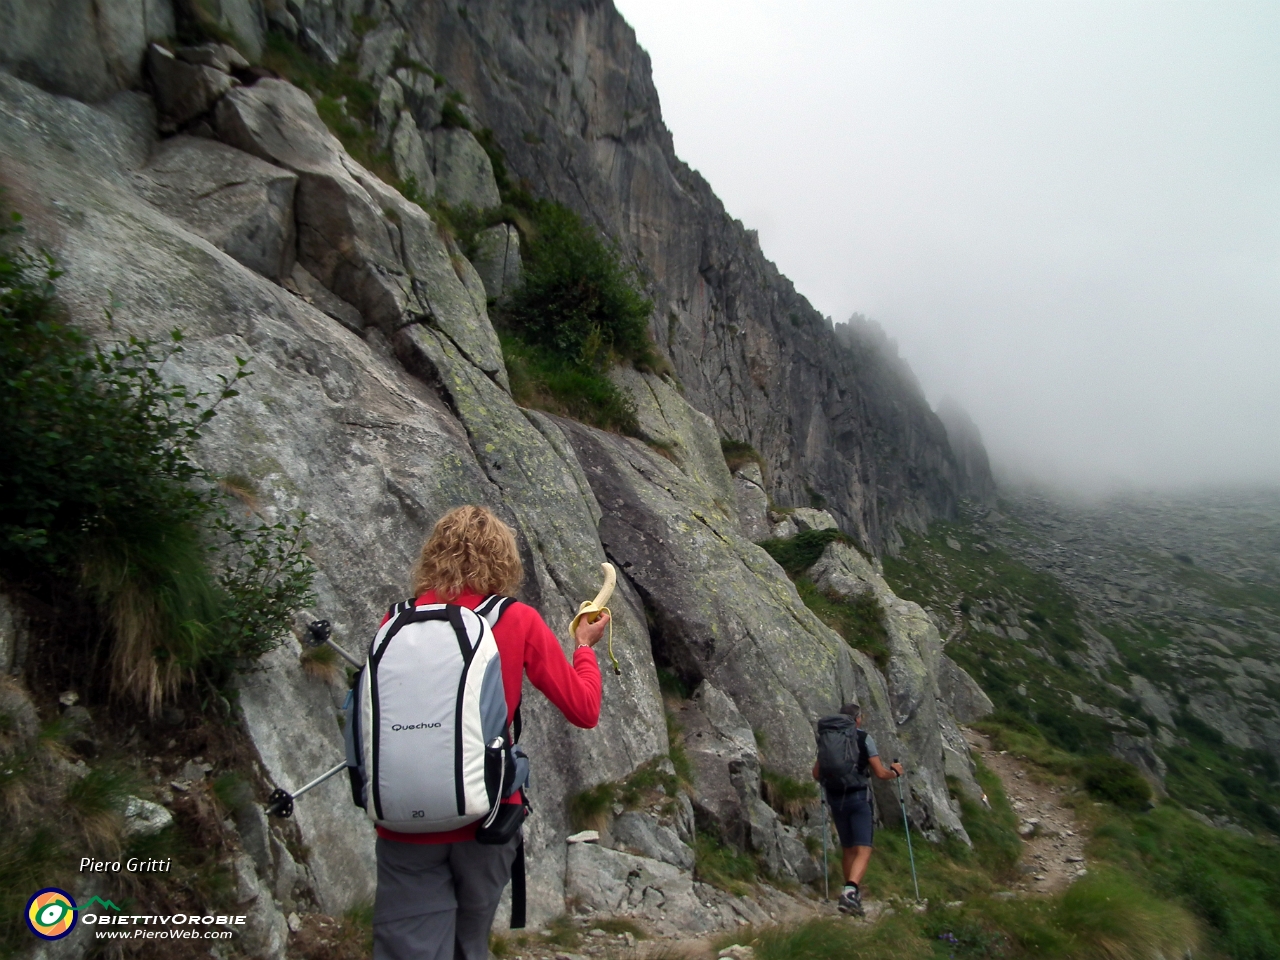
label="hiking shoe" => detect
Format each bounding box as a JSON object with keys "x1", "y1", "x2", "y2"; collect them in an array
[{"x1": 837, "y1": 886, "x2": 863, "y2": 916}]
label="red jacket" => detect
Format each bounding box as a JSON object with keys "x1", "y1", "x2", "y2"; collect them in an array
[{"x1": 377, "y1": 589, "x2": 602, "y2": 844}]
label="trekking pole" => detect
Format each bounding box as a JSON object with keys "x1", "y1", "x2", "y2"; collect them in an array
[
  {"x1": 821, "y1": 795, "x2": 830, "y2": 901},
  {"x1": 893, "y1": 759, "x2": 921, "y2": 902},
  {"x1": 304, "y1": 619, "x2": 363, "y2": 669},
  {"x1": 265, "y1": 761, "x2": 348, "y2": 818}
]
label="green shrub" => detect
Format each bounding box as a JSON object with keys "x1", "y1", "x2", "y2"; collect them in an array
[
  {"x1": 721, "y1": 438, "x2": 765, "y2": 475},
  {"x1": 568, "y1": 781, "x2": 615, "y2": 831},
  {"x1": 501, "y1": 200, "x2": 654, "y2": 371},
  {"x1": 694, "y1": 833, "x2": 757, "y2": 894},
  {"x1": 0, "y1": 212, "x2": 315, "y2": 707},
  {"x1": 758, "y1": 529, "x2": 851, "y2": 578},
  {"x1": 1083, "y1": 756, "x2": 1152, "y2": 811},
  {"x1": 665, "y1": 708, "x2": 693, "y2": 784},
  {"x1": 960, "y1": 762, "x2": 1022, "y2": 878},
  {"x1": 761, "y1": 768, "x2": 818, "y2": 821},
  {"x1": 794, "y1": 579, "x2": 891, "y2": 669},
  {"x1": 499, "y1": 331, "x2": 638, "y2": 434}
]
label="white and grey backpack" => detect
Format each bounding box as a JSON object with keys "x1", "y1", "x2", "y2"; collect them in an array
[{"x1": 343, "y1": 595, "x2": 527, "y2": 833}]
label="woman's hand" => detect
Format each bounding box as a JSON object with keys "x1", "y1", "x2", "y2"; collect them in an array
[{"x1": 574, "y1": 611, "x2": 610, "y2": 647}]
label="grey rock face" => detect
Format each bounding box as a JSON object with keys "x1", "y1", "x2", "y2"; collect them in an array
[
  {"x1": 147, "y1": 43, "x2": 237, "y2": 128},
  {"x1": 0, "y1": 0, "x2": 173, "y2": 102},
  {"x1": 938, "y1": 654, "x2": 995, "y2": 724},
  {"x1": 791, "y1": 508, "x2": 837, "y2": 533},
  {"x1": 232, "y1": 851, "x2": 289, "y2": 959},
  {"x1": 431, "y1": 126, "x2": 501, "y2": 208},
  {"x1": 198, "y1": 0, "x2": 268, "y2": 62},
  {"x1": 216, "y1": 78, "x2": 506, "y2": 380},
  {"x1": 357, "y1": 21, "x2": 406, "y2": 84},
  {"x1": 556, "y1": 413, "x2": 964, "y2": 843},
  {"x1": 391, "y1": 109, "x2": 434, "y2": 194},
  {"x1": 395, "y1": 0, "x2": 991, "y2": 548},
  {"x1": 175, "y1": 41, "x2": 250, "y2": 73},
  {"x1": 936, "y1": 398, "x2": 997, "y2": 504},
  {"x1": 136, "y1": 135, "x2": 297, "y2": 280},
  {"x1": 284, "y1": 262, "x2": 364, "y2": 333},
  {"x1": 472, "y1": 223, "x2": 521, "y2": 299},
  {"x1": 732, "y1": 463, "x2": 771, "y2": 542},
  {"x1": 565, "y1": 841, "x2": 709, "y2": 934},
  {"x1": 610, "y1": 368, "x2": 736, "y2": 514},
  {"x1": 611, "y1": 811, "x2": 694, "y2": 870}
]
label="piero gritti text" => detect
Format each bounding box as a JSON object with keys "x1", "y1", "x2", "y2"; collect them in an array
[{"x1": 80, "y1": 857, "x2": 172, "y2": 873}]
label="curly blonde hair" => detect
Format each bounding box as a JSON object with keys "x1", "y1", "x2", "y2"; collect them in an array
[{"x1": 412, "y1": 506, "x2": 523, "y2": 601}]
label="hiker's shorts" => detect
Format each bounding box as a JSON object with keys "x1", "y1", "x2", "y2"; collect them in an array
[
  {"x1": 373, "y1": 833, "x2": 520, "y2": 960},
  {"x1": 827, "y1": 788, "x2": 874, "y2": 848}
]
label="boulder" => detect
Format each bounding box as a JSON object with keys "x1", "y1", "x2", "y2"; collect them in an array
[
  {"x1": 791, "y1": 507, "x2": 837, "y2": 533},
  {"x1": 677, "y1": 682, "x2": 758, "y2": 848},
  {"x1": 123, "y1": 797, "x2": 173, "y2": 837},
  {"x1": 175, "y1": 41, "x2": 250, "y2": 73},
  {"x1": 564, "y1": 842, "x2": 721, "y2": 937},
  {"x1": 391, "y1": 111, "x2": 434, "y2": 196},
  {"x1": 771, "y1": 518, "x2": 798, "y2": 539},
  {"x1": 0, "y1": 675, "x2": 40, "y2": 749},
  {"x1": 431, "y1": 126, "x2": 501, "y2": 208},
  {"x1": 396, "y1": 67, "x2": 444, "y2": 131},
  {"x1": 137, "y1": 135, "x2": 297, "y2": 280},
  {"x1": 938, "y1": 654, "x2": 994, "y2": 724},
  {"x1": 357, "y1": 22, "x2": 405, "y2": 84},
  {"x1": 471, "y1": 223, "x2": 521, "y2": 300},
  {"x1": 147, "y1": 43, "x2": 236, "y2": 128},
  {"x1": 733, "y1": 463, "x2": 771, "y2": 542},
  {"x1": 610, "y1": 811, "x2": 694, "y2": 870}
]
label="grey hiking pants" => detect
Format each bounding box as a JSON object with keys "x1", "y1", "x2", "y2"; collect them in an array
[{"x1": 373, "y1": 834, "x2": 520, "y2": 960}]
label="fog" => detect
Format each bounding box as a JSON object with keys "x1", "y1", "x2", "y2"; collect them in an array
[{"x1": 613, "y1": 0, "x2": 1280, "y2": 496}]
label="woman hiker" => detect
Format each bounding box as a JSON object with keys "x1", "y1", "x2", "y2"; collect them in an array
[
  {"x1": 374, "y1": 505, "x2": 609, "y2": 960},
  {"x1": 812, "y1": 702, "x2": 905, "y2": 916}
]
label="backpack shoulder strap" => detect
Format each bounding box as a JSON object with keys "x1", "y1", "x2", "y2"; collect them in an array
[
  {"x1": 856, "y1": 728, "x2": 870, "y2": 775},
  {"x1": 476, "y1": 595, "x2": 524, "y2": 744},
  {"x1": 475, "y1": 594, "x2": 514, "y2": 628}
]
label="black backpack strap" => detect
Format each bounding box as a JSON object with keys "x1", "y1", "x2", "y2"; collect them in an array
[
  {"x1": 475, "y1": 594, "x2": 514, "y2": 627},
  {"x1": 510, "y1": 837, "x2": 526, "y2": 929},
  {"x1": 856, "y1": 729, "x2": 870, "y2": 777}
]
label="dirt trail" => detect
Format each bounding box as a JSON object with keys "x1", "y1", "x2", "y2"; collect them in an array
[{"x1": 964, "y1": 729, "x2": 1088, "y2": 895}]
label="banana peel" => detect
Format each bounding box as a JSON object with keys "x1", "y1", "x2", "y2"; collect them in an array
[{"x1": 570, "y1": 562, "x2": 620, "y2": 674}]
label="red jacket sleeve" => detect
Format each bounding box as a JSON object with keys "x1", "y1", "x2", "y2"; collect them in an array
[{"x1": 514, "y1": 604, "x2": 602, "y2": 728}]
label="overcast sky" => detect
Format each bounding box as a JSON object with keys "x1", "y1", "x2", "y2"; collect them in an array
[{"x1": 612, "y1": 0, "x2": 1280, "y2": 496}]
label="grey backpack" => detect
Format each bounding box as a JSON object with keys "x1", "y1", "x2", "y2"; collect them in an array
[
  {"x1": 344, "y1": 596, "x2": 527, "y2": 833},
  {"x1": 815, "y1": 715, "x2": 870, "y2": 792}
]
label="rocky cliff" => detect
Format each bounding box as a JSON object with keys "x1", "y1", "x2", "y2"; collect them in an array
[{"x1": 0, "y1": 0, "x2": 996, "y2": 946}]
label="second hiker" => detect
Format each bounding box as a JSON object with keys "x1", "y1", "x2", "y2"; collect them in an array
[{"x1": 813, "y1": 702, "x2": 905, "y2": 916}]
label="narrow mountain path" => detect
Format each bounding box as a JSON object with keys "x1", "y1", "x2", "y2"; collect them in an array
[{"x1": 963, "y1": 729, "x2": 1088, "y2": 895}]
